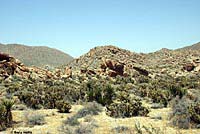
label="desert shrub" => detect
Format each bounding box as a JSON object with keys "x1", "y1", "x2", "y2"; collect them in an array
[
  {"x1": 85, "y1": 80, "x2": 115, "y2": 106},
  {"x1": 64, "y1": 102, "x2": 102, "y2": 127},
  {"x1": 75, "y1": 122, "x2": 97, "y2": 134},
  {"x1": 75, "y1": 102, "x2": 103, "y2": 118},
  {"x1": 15, "y1": 82, "x2": 80, "y2": 110},
  {"x1": 136, "y1": 75, "x2": 188, "y2": 107},
  {"x1": 170, "y1": 96, "x2": 200, "y2": 129},
  {"x1": 56, "y1": 100, "x2": 71, "y2": 113},
  {"x1": 115, "y1": 75, "x2": 135, "y2": 84},
  {"x1": 148, "y1": 89, "x2": 170, "y2": 107},
  {"x1": 65, "y1": 102, "x2": 102, "y2": 127},
  {"x1": 189, "y1": 101, "x2": 200, "y2": 124},
  {"x1": 25, "y1": 111, "x2": 45, "y2": 126},
  {"x1": 134, "y1": 122, "x2": 164, "y2": 134},
  {"x1": 111, "y1": 126, "x2": 132, "y2": 134},
  {"x1": 134, "y1": 122, "x2": 143, "y2": 134},
  {"x1": 60, "y1": 125, "x2": 74, "y2": 134},
  {"x1": 106, "y1": 93, "x2": 149, "y2": 118},
  {"x1": 168, "y1": 84, "x2": 187, "y2": 98},
  {"x1": 60, "y1": 121, "x2": 97, "y2": 134},
  {"x1": 64, "y1": 116, "x2": 80, "y2": 126},
  {"x1": 0, "y1": 103, "x2": 7, "y2": 131},
  {"x1": 61, "y1": 109, "x2": 98, "y2": 134},
  {"x1": 170, "y1": 97, "x2": 191, "y2": 129},
  {"x1": 136, "y1": 75, "x2": 149, "y2": 84}
]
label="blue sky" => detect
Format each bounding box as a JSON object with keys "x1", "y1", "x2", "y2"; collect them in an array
[{"x1": 0, "y1": 0, "x2": 200, "y2": 57}]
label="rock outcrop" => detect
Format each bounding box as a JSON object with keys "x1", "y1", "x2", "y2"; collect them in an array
[{"x1": 68, "y1": 45, "x2": 144, "y2": 78}]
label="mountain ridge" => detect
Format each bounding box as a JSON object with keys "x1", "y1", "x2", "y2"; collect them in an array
[{"x1": 0, "y1": 43, "x2": 73, "y2": 67}]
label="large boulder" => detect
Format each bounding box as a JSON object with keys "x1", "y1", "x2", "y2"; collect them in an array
[
  {"x1": 103, "y1": 59, "x2": 125, "y2": 77},
  {"x1": 133, "y1": 66, "x2": 149, "y2": 76},
  {"x1": 108, "y1": 70, "x2": 118, "y2": 77},
  {"x1": 0, "y1": 53, "x2": 10, "y2": 61},
  {"x1": 183, "y1": 63, "x2": 195, "y2": 72},
  {"x1": 65, "y1": 66, "x2": 72, "y2": 77},
  {"x1": 105, "y1": 59, "x2": 115, "y2": 70},
  {"x1": 114, "y1": 63, "x2": 124, "y2": 76}
]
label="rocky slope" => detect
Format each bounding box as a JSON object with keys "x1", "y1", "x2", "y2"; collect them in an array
[
  {"x1": 66, "y1": 43, "x2": 200, "y2": 79},
  {"x1": 1, "y1": 43, "x2": 200, "y2": 133},
  {"x1": 68, "y1": 45, "x2": 148, "y2": 77},
  {"x1": 178, "y1": 42, "x2": 200, "y2": 50},
  {"x1": 0, "y1": 43, "x2": 73, "y2": 67}
]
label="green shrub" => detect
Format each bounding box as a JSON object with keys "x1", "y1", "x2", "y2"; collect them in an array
[
  {"x1": 56, "y1": 100, "x2": 71, "y2": 113},
  {"x1": 189, "y1": 101, "x2": 200, "y2": 124},
  {"x1": 148, "y1": 89, "x2": 170, "y2": 107},
  {"x1": 106, "y1": 93, "x2": 149, "y2": 118},
  {"x1": 85, "y1": 80, "x2": 115, "y2": 106},
  {"x1": 168, "y1": 84, "x2": 187, "y2": 98}
]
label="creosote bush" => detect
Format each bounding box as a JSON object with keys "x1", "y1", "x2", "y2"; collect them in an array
[
  {"x1": 85, "y1": 80, "x2": 115, "y2": 106},
  {"x1": 106, "y1": 92, "x2": 149, "y2": 118},
  {"x1": 189, "y1": 101, "x2": 200, "y2": 124},
  {"x1": 56, "y1": 100, "x2": 71, "y2": 113}
]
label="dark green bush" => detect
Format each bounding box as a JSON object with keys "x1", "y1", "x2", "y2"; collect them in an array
[
  {"x1": 85, "y1": 80, "x2": 115, "y2": 106},
  {"x1": 56, "y1": 100, "x2": 71, "y2": 113},
  {"x1": 189, "y1": 101, "x2": 200, "y2": 124},
  {"x1": 106, "y1": 93, "x2": 149, "y2": 118}
]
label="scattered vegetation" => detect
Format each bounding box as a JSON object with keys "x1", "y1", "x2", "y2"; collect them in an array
[
  {"x1": 134, "y1": 122, "x2": 164, "y2": 134},
  {"x1": 170, "y1": 96, "x2": 200, "y2": 129},
  {"x1": 64, "y1": 102, "x2": 102, "y2": 126},
  {"x1": 60, "y1": 102, "x2": 100, "y2": 134},
  {"x1": 85, "y1": 80, "x2": 115, "y2": 106},
  {"x1": 106, "y1": 92, "x2": 149, "y2": 118},
  {"x1": 24, "y1": 111, "x2": 46, "y2": 126},
  {"x1": 111, "y1": 125, "x2": 132, "y2": 134}
]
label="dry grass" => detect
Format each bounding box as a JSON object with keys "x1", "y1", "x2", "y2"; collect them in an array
[{"x1": 3, "y1": 105, "x2": 200, "y2": 134}]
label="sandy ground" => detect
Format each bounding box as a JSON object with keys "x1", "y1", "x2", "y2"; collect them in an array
[{"x1": 2, "y1": 105, "x2": 200, "y2": 134}]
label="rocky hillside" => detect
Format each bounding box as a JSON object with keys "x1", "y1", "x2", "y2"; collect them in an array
[
  {"x1": 0, "y1": 43, "x2": 73, "y2": 67},
  {"x1": 178, "y1": 42, "x2": 200, "y2": 50},
  {"x1": 67, "y1": 43, "x2": 200, "y2": 79},
  {"x1": 68, "y1": 45, "x2": 149, "y2": 77},
  {"x1": 1, "y1": 44, "x2": 200, "y2": 133}
]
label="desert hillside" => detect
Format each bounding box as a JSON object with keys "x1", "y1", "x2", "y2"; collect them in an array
[
  {"x1": 0, "y1": 43, "x2": 200, "y2": 134},
  {"x1": 0, "y1": 43, "x2": 73, "y2": 67}
]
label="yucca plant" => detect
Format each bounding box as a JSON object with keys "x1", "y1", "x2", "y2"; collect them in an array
[
  {"x1": 0, "y1": 103, "x2": 6, "y2": 131},
  {"x1": 2, "y1": 99, "x2": 14, "y2": 127}
]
